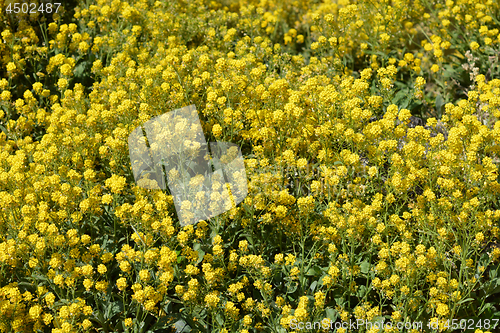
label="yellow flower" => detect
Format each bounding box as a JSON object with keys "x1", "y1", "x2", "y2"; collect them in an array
[
  {"x1": 380, "y1": 33, "x2": 390, "y2": 43},
  {"x1": 32, "y1": 82, "x2": 43, "y2": 93},
  {"x1": 415, "y1": 76, "x2": 426, "y2": 89},
  {"x1": 60, "y1": 64, "x2": 72, "y2": 76},
  {"x1": 115, "y1": 277, "x2": 127, "y2": 291},
  {"x1": 95, "y1": 281, "x2": 108, "y2": 292},
  {"x1": 0, "y1": 91, "x2": 11, "y2": 101},
  {"x1": 475, "y1": 232, "x2": 484, "y2": 243},
  {"x1": 83, "y1": 278, "x2": 93, "y2": 291},
  {"x1": 392, "y1": 310, "x2": 401, "y2": 320},
  {"x1": 296, "y1": 158, "x2": 307, "y2": 168},
  {"x1": 124, "y1": 318, "x2": 133, "y2": 327},
  {"x1": 275, "y1": 205, "x2": 287, "y2": 218},
  {"x1": 436, "y1": 303, "x2": 449, "y2": 316},
  {"x1": 97, "y1": 264, "x2": 107, "y2": 274},
  {"x1": 54, "y1": 274, "x2": 64, "y2": 286},
  {"x1": 57, "y1": 78, "x2": 68, "y2": 89},
  {"x1": 470, "y1": 41, "x2": 480, "y2": 50},
  {"x1": 105, "y1": 174, "x2": 127, "y2": 194},
  {"x1": 137, "y1": 270, "x2": 149, "y2": 282},
  {"x1": 29, "y1": 305, "x2": 43, "y2": 319},
  {"x1": 398, "y1": 108, "x2": 412, "y2": 123},
  {"x1": 102, "y1": 194, "x2": 113, "y2": 204},
  {"x1": 79, "y1": 41, "x2": 89, "y2": 53},
  {"x1": 185, "y1": 264, "x2": 200, "y2": 275},
  {"x1": 45, "y1": 292, "x2": 55, "y2": 306},
  {"x1": 239, "y1": 240, "x2": 248, "y2": 252},
  {"x1": 204, "y1": 292, "x2": 220, "y2": 308},
  {"x1": 6, "y1": 62, "x2": 16, "y2": 72},
  {"x1": 212, "y1": 124, "x2": 222, "y2": 138},
  {"x1": 426, "y1": 117, "x2": 438, "y2": 127},
  {"x1": 29, "y1": 257, "x2": 39, "y2": 268},
  {"x1": 243, "y1": 314, "x2": 252, "y2": 326}
]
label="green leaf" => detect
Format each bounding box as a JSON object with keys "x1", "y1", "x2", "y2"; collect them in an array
[
  {"x1": 392, "y1": 89, "x2": 408, "y2": 106},
  {"x1": 287, "y1": 282, "x2": 298, "y2": 294},
  {"x1": 435, "y1": 94, "x2": 444, "y2": 118},
  {"x1": 17, "y1": 281, "x2": 34, "y2": 291},
  {"x1": 215, "y1": 313, "x2": 224, "y2": 326},
  {"x1": 360, "y1": 261, "x2": 371, "y2": 274},
  {"x1": 489, "y1": 264, "x2": 500, "y2": 279},
  {"x1": 370, "y1": 316, "x2": 386, "y2": 327},
  {"x1": 408, "y1": 100, "x2": 423, "y2": 115},
  {"x1": 74, "y1": 61, "x2": 87, "y2": 78},
  {"x1": 305, "y1": 266, "x2": 322, "y2": 277},
  {"x1": 0, "y1": 124, "x2": 7, "y2": 135},
  {"x1": 356, "y1": 285, "x2": 368, "y2": 298},
  {"x1": 310, "y1": 280, "x2": 318, "y2": 292},
  {"x1": 478, "y1": 302, "x2": 496, "y2": 317},
  {"x1": 334, "y1": 296, "x2": 345, "y2": 307},
  {"x1": 177, "y1": 254, "x2": 185, "y2": 264},
  {"x1": 486, "y1": 282, "x2": 500, "y2": 296},
  {"x1": 105, "y1": 301, "x2": 123, "y2": 320},
  {"x1": 456, "y1": 297, "x2": 474, "y2": 305},
  {"x1": 193, "y1": 242, "x2": 205, "y2": 264},
  {"x1": 325, "y1": 307, "x2": 338, "y2": 320},
  {"x1": 30, "y1": 273, "x2": 50, "y2": 283}
]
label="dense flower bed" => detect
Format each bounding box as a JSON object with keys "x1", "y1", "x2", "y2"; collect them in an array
[{"x1": 1, "y1": 0, "x2": 500, "y2": 332}]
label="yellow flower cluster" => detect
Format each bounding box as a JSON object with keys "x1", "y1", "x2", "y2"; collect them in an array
[{"x1": 1, "y1": 0, "x2": 500, "y2": 331}]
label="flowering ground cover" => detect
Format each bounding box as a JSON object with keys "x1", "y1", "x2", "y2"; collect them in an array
[{"x1": 1, "y1": 0, "x2": 500, "y2": 332}]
